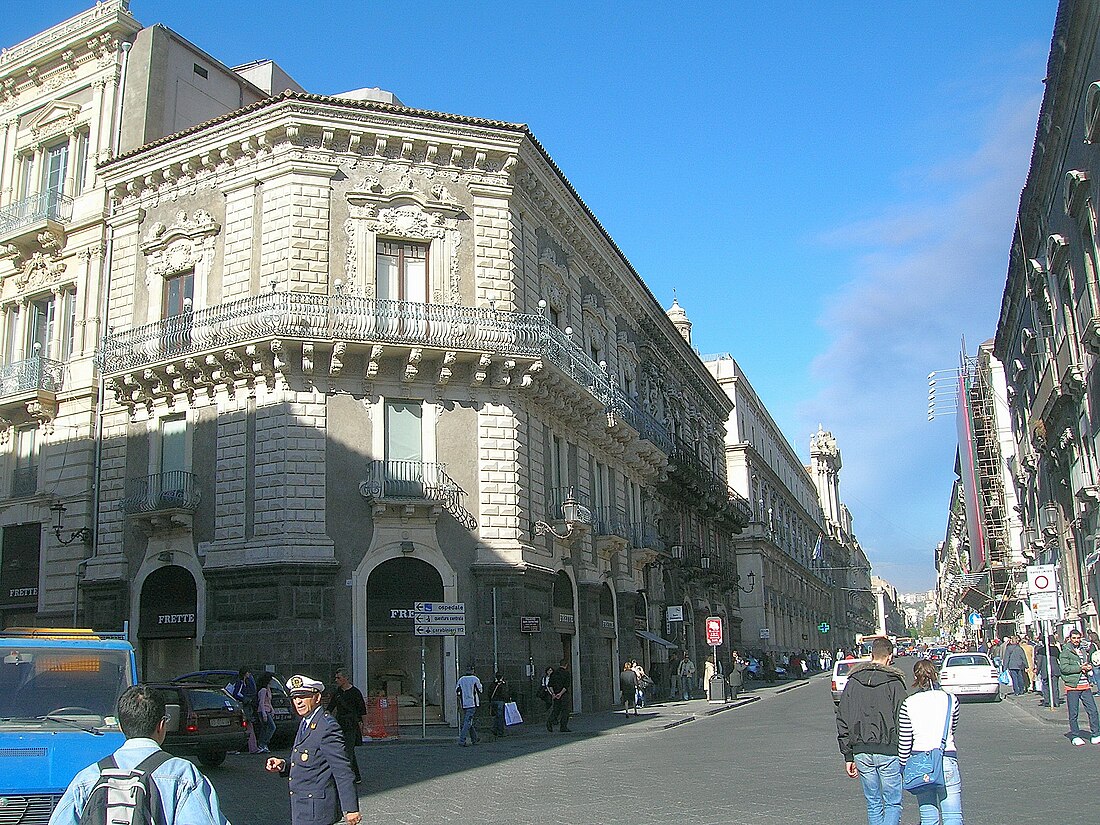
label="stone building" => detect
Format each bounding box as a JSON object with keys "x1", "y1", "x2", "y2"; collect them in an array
[
  {"x1": 0, "y1": 1, "x2": 290, "y2": 628},
  {"x1": 705, "y1": 354, "x2": 874, "y2": 654},
  {"x1": 73, "y1": 62, "x2": 756, "y2": 722},
  {"x1": 992, "y1": 0, "x2": 1100, "y2": 637}
]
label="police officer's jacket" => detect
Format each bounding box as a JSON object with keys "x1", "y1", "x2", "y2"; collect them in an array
[{"x1": 281, "y1": 707, "x2": 359, "y2": 825}]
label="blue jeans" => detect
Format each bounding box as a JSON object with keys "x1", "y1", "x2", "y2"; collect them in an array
[
  {"x1": 458, "y1": 706, "x2": 479, "y2": 744},
  {"x1": 256, "y1": 714, "x2": 276, "y2": 749},
  {"x1": 1008, "y1": 669, "x2": 1026, "y2": 695},
  {"x1": 1067, "y1": 688, "x2": 1099, "y2": 737},
  {"x1": 491, "y1": 700, "x2": 506, "y2": 736},
  {"x1": 678, "y1": 675, "x2": 694, "y2": 700},
  {"x1": 913, "y1": 756, "x2": 963, "y2": 825},
  {"x1": 854, "y1": 752, "x2": 902, "y2": 825}
]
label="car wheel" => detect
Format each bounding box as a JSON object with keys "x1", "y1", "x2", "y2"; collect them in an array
[{"x1": 199, "y1": 751, "x2": 227, "y2": 768}]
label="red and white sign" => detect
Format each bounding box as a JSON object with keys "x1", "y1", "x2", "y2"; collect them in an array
[
  {"x1": 705, "y1": 616, "x2": 723, "y2": 646},
  {"x1": 1027, "y1": 564, "x2": 1057, "y2": 596}
]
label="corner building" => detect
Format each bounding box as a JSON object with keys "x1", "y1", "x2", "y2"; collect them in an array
[{"x1": 90, "y1": 87, "x2": 750, "y2": 720}]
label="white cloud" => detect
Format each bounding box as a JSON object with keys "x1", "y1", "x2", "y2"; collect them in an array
[{"x1": 797, "y1": 90, "x2": 1042, "y2": 591}]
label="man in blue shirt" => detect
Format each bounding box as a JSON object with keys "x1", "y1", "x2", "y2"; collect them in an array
[{"x1": 49, "y1": 685, "x2": 230, "y2": 825}]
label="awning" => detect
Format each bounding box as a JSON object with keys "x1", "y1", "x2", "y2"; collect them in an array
[{"x1": 636, "y1": 630, "x2": 677, "y2": 649}]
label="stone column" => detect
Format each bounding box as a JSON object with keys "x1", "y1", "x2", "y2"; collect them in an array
[{"x1": 0, "y1": 118, "x2": 15, "y2": 206}]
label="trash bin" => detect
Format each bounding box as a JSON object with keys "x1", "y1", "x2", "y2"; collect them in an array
[{"x1": 708, "y1": 675, "x2": 727, "y2": 704}]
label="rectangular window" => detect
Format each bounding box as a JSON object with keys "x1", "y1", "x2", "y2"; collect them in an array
[
  {"x1": 0, "y1": 523, "x2": 41, "y2": 608},
  {"x1": 164, "y1": 272, "x2": 194, "y2": 317},
  {"x1": 59, "y1": 290, "x2": 76, "y2": 360},
  {"x1": 18, "y1": 155, "x2": 33, "y2": 199},
  {"x1": 384, "y1": 400, "x2": 423, "y2": 497},
  {"x1": 193, "y1": 63, "x2": 208, "y2": 79},
  {"x1": 43, "y1": 142, "x2": 68, "y2": 199},
  {"x1": 376, "y1": 240, "x2": 427, "y2": 302},
  {"x1": 160, "y1": 415, "x2": 187, "y2": 475},
  {"x1": 12, "y1": 428, "x2": 36, "y2": 497},
  {"x1": 25, "y1": 298, "x2": 54, "y2": 359},
  {"x1": 3, "y1": 307, "x2": 18, "y2": 365},
  {"x1": 72, "y1": 132, "x2": 89, "y2": 197}
]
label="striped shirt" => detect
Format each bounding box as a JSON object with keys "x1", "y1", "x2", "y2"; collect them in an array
[{"x1": 897, "y1": 689, "x2": 959, "y2": 764}]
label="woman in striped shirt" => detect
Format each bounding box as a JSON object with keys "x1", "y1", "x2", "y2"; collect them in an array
[{"x1": 898, "y1": 660, "x2": 963, "y2": 825}]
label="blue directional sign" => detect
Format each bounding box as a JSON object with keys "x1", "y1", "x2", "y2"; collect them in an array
[
  {"x1": 968, "y1": 612, "x2": 981, "y2": 626},
  {"x1": 818, "y1": 622, "x2": 830, "y2": 633}
]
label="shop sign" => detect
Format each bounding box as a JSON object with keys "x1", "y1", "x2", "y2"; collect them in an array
[
  {"x1": 759, "y1": 627, "x2": 770, "y2": 639},
  {"x1": 0, "y1": 523, "x2": 40, "y2": 608},
  {"x1": 666, "y1": 605, "x2": 684, "y2": 622},
  {"x1": 555, "y1": 612, "x2": 575, "y2": 628}
]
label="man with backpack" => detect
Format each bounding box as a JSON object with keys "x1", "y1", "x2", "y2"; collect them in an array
[{"x1": 49, "y1": 685, "x2": 230, "y2": 825}]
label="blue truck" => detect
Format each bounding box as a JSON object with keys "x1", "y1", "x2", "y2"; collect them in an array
[{"x1": 0, "y1": 627, "x2": 137, "y2": 822}]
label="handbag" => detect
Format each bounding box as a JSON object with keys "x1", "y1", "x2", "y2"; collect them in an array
[
  {"x1": 902, "y1": 693, "x2": 953, "y2": 794},
  {"x1": 503, "y1": 701, "x2": 523, "y2": 726},
  {"x1": 998, "y1": 670, "x2": 1011, "y2": 686}
]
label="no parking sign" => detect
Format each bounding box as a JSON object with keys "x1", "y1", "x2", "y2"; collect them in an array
[{"x1": 1026, "y1": 565, "x2": 1057, "y2": 595}]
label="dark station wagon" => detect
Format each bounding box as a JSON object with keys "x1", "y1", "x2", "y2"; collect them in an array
[{"x1": 149, "y1": 683, "x2": 248, "y2": 768}]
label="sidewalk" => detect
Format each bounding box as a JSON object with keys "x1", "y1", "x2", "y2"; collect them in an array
[
  {"x1": 377, "y1": 673, "x2": 824, "y2": 745},
  {"x1": 1002, "y1": 687, "x2": 1075, "y2": 727}
]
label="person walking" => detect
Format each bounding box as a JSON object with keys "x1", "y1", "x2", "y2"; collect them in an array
[
  {"x1": 1002, "y1": 636, "x2": 1028, "y2": 697},
  {"x1": 1058, "y1": 629, "x2": 1100, "y2": 746},
  {"x1": 677, "y1": 653, "x2": 696, "y2": 700},
  {"x1": 49, "y1": 685, "x2": 231, "y2": 825},
  {"x1": 488, "y1": 673, "x2": 510, "y2": 736},
  {"x1": 455, "y1": 666, "x2": 483, "y2": 746},
  {"x1": 631, "y1": 660, "x2": 650, "y2": 708},
  {"x1": 620, "y1": 661, "x2": 639, "y2": 716},
  {"x1": 265, "y1": 675, "x2": 360, "y2": 825},
  {"x1": 546, "y1": 659, "x2": 572, "y2": 732},
  {"x1": 255, "y1": 672, "x2": 277, "y2": 754},
  {"x1": 1034, "y1": 636, "x2": 1062, "y2": 708},
  {"x1": 727, "y1": 650, "x2": 748, "y2": 699},
  {"x1": 327, "y1": 668, "x2": 367, "y2": 784},
  {"x1": 539, "y1": 666, "x2": 554, "y2": 711},
  {"x1": 228, "y1": 667, "x2": 259, "y2": 754},
  {"x1": 836, "y1": 636, "x2": 908, "y2": 825},
  {"x1": 898, "y1": 659, "x2": 963, "y2": 825}
]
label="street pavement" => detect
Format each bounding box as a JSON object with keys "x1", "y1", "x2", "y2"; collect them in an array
[{"x1": 205, "y1": 665, "x2": 1100, "y2": 824}]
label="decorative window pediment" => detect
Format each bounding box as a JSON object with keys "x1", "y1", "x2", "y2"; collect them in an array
[
  {"x1": 1047, "y1": 234, "x2": 1069, "y2": 273},
  {"x1": 1065, "y1": 170, "x2": 1090, "y2": 217},
  {"x1": 27, "y1": 101, "x2": 83, "y2": 145},
  {"x1": 140, "y1": 210, "x2": 221, "y2": 284}
]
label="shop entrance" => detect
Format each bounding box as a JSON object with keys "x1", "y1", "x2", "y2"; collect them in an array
[
  {"x1": 138, "y1": 565, "x2": 198, "y2": 680},
  {"x1": 365, "y1": 557, "x2": 445, "y2": 724}
]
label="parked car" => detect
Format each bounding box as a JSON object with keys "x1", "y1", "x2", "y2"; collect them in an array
[
  {"x1": 831, "y1": 658, "x2": 871, "y2": 703},
  {"x1": 939, "y1": 652, "x2": 1001, "y2": 702},
  {"x1": 173, "y1": 669, "x2": 297, "y2": 747},
  {"x1": 148, "y1": 683, "x2": 248, "y2": 767}
]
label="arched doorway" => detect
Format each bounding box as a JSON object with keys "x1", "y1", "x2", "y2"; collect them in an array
[
  {"x1": 551, "y1": 571, "x2": 575, "y2": 669},
  {"x1": 366, "y1": 557, "x2": 445, "y2": 723},
  {"x1": 598, "y1": 583, "x2": 617, "y2": 709},
  {"x1": 138, "y1": 565, "x2": 198, "y2": 680}
]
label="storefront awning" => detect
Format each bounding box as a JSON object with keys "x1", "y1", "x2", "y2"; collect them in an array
[{"x1": 636, "y1": 630, "x2": 677, "y2": 649}]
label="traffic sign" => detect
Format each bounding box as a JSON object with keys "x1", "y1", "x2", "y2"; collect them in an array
[
  {"x1": 759, "y1": 627, "x2": 770, "y2": 639},
  {"x1": 1026, "y1": 565, "x2": 1057, "y2": 596},
  {"x1": 705, "y1": 616, "x2": 723, "y2": 646},
  {"x1": 414, "y1": 602, "x2": 465, "y2": 614},
  {"x1": 1030, "y1": 591, "x2": 1059, "y2": 621},
  {"x1": 818, "y1": 622, "x2": 830, "y2": 633},
  {"x1": 968, "y1": 612, "x2": 982, "y2": 627},
  {"x1": 414, "y1": 614, "x2": 467, "y2": 626},
  {"x1": 414, "y1": 625, "x2": 466, "y2": 636}
]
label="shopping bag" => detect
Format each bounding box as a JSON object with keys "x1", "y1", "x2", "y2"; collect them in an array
[
  {"x1": 503, "y1": 701, "x2": 523, "y2": 726},
  {"x1": 998, "y1": 670, "x2": 1011, "y2": 686}
]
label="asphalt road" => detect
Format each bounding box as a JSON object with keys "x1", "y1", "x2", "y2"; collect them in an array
[{"x1": 205, "y1": 663, "x2": 1100, "y2": 824}]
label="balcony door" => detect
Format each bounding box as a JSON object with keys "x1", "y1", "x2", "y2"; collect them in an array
[
  {"x1": 43, "y1": 142, "x2": 68, "y2": 204},
  {"x1": 158, "y1": 416, "x2": 187, "y2": 507},
  {"x1": 376, "y1": 241, "x2": 428, "y2": 339},
  {"x1": 26, "y1": 298, "x2": 54, "y2": 360},
  {"x1": 384, "y1": 400, "x2": 423, "y2": 497}
]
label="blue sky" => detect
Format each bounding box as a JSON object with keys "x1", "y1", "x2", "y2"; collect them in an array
[{"x1": 4, "y1": 2, "x2": 1059, "y2": 591}]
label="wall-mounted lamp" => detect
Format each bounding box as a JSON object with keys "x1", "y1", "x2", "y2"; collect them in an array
[
  {"x1": 50, "y1": 502, "x2": 92, "y2": 546},
  {"x1": 737, "y1": 570, "x2": 756, "y2": 594},
  {"x1": 533, "y1": 493, "x2": 587, "y2": 541},
  {"x1": 1040, "y1": 502, "x2": 1060, "y2": 536}
]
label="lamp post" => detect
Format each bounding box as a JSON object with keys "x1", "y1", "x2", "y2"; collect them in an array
[
  {"x1": 50, "y1": 502, "x2": 92, "y2": 546},
  {"x1": 533, "y1": 492, "x2": 587, "y2": 541},
  {"x1": 737, "y1": 570, "x2": 756, "y2": 594}
]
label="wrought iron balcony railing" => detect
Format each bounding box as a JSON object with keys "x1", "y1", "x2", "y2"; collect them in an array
[
  {"x1": 96, "y1": 294, "x2": 673, "y2": 454},
  {"x1": 592, "y1": 506, "x2": 630, "y2": 539},
  {"x1": 627, "y1": 522, "x2": 661, "y2": 551},
  {"x1": 123, "y1": 470, "x2": 200, "y2": 514},
  {"x1": 0, "y1": 355, "x2": 65, "y2": 398},
  {"x1": 0, "y1": 187, "x2": 73, "y2": 237},
  {"x1": 360, "y1": 459, "x2": 476, "y2": 529}
]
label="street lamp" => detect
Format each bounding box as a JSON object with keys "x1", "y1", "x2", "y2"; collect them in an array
[
  {"x1": 737, "y1": 570, "x2": 756, "y2": 594},
  {"x1": 533, "y1": 492, "x2": 587, "y2": 540},
  {"x1": 50, "y1": 502, "x2": 92, "y2": 546}
]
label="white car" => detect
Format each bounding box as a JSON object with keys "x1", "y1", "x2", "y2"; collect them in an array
[
  {"x1": 939, "y1": 652, "x2": 1001, "y2": 702},
  {"x1": 831, "y1": 658, "x2": 871, "y2": 703}
]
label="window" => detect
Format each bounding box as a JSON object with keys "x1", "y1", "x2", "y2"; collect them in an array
[
  {"x1": 43, "y1": 142, "x2": 68, "y2": 200},
  {"x1": 72, "y1": 132, "x2": 89, "y2": 197},
  {"x1": 376, "y1": 241, "x2": 427, "y2": 302},
  {"x1": 12, "y1": 428, "x2": 36, "y2": 497},
  {"x1": 25, "y1": 298, "x2": 54, "y2": 359},
  {"x1": 164, "y1": 272, "x2": 194, "y2": 317},
  {"x1": 58, "y1": 291, "x2": 76, "y2": 360},
  {"x1": 384, "y1": 400, "x2": 423, "y2": 496},
  {"x1": 193, "y1": 64, "x2": 208, "y2": 79},
  {"x1": 2, "y1": 307, "x2": 17, "y2": 365},
  {"x1": 17, "y1": 155, "x2": 33, "y2": 200},
  {"x1": 160, "y1": 416, "x2": 187, "y2": 475}
]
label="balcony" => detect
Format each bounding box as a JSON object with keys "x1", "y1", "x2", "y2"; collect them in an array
[
  {"x1": 663, "y1": 438, "x2": 753, "y2": 529},
  {"x1": 592, "y1": 506, "x2": 630, "y2": 560},
  {"x1": 0, "y1": 355, "x2": 65, "y2": 430},
  {"x1": 359, "y1": 459, "x2": 476, "y2": 529},
  {"x1": 97, "y1": 294, "x2": 672, "y2": 468},
  {"x1": 123, "y1": 471, "x2": 200, "y2": 529},
  {"x1": 0, "y1": 188, "x2": 73, "y2": 253}
]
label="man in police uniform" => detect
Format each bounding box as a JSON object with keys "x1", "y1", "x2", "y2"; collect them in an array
[{"x1": 265, "y1": 675, "x2": 361, "y2": 825}]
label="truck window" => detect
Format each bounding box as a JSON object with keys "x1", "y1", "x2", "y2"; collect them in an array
[{"x1": 0, "y1": 647, "x2": 131, "y2": 722}]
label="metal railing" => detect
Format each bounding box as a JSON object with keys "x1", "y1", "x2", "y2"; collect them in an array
[
  {"x1": 97, "y1": 295, "x2": 674, "y2": 454},
  {"x1": 0, "y1": 187, "x2": 73, "y2": 236},
  {"x1": 123, "y1": 470, "x2": 200, "y2": 514},
  {"x1": 360, "y1": 459, "x2": 476, "y2": 529},
  {"x1": 592, "y1": 506, "x2": 630, "y2": 539},
  {"x1": 627, "y1": 521, "x2": 661, "y2": 551},
  {"x1": 0, "y1": 355, "x2": 65, "y2": 397}
]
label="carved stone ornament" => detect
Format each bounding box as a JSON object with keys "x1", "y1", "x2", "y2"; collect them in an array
[
  {"x1": 13, "y1": 247, "x2": 66, "y2": 291},
  {"x1": 141, "y1": 209, "x2": 221, "y2": 284},
  {"x1": 28, "y1": 101, "x2": 82, "y2": 145}
]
